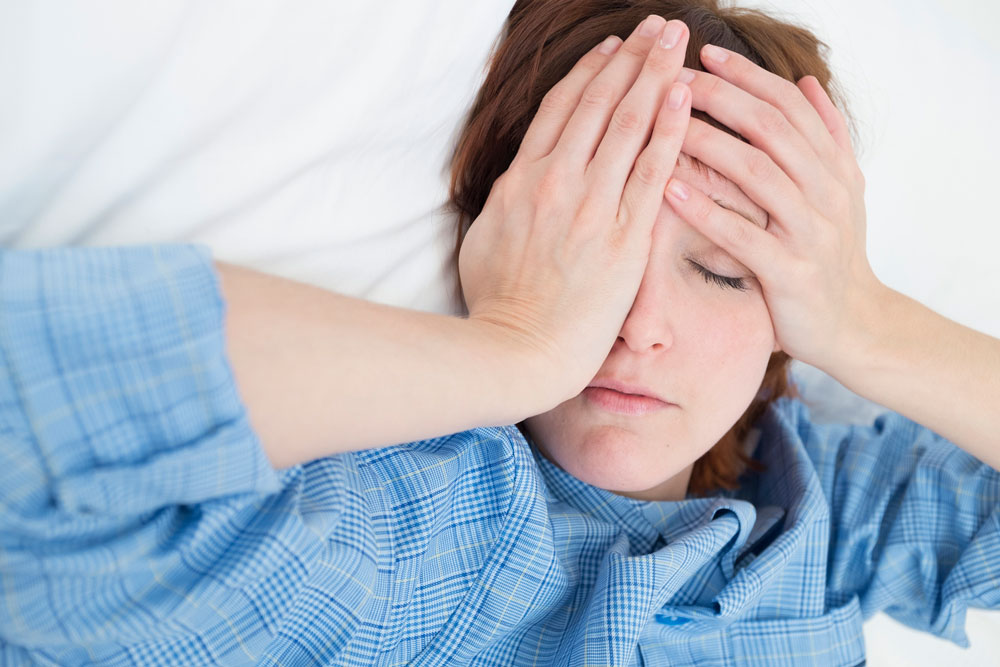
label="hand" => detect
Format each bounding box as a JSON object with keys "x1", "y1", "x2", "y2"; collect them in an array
[
  {"x1": 663, "y1": 46, "x2": 888, "y2": 374},
  {"x1": 459, "y1": 16, "x2": 692, "y2": 403}
]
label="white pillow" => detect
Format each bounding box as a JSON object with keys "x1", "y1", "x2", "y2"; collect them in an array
[{"x1": 0, "y1": 0, "x2": 515, "y2": 314}]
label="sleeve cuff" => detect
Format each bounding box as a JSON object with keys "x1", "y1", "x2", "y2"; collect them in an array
[{"x1": 0, "y1": 244, "x2": 281, "y2": 515}]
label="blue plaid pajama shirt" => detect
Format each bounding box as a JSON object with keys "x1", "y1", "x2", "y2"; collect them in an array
[{"x1": 1, "y1": 245, "x2": 998, "y2": 666}]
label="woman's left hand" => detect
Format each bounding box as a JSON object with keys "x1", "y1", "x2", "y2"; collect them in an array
[{"x1": 663, "y1": 45, "x2": 889, "y2": 374}]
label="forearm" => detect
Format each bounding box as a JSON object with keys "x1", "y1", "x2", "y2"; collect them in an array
[
  {"x1": 830, "y1": 285, "x2": 1000, "y2": 470},
  {"x1": 217, "y1": 262, "x2": 552, "y2": 469}
]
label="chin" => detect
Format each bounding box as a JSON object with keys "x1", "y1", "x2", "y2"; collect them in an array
[{"x1": 545, "y1": 421, "x2": 687, "y2": 493}]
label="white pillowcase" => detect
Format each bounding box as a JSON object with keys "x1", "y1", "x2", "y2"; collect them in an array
[{"x1": 0, "y1": 0, "x2": 514, "y2": 314}]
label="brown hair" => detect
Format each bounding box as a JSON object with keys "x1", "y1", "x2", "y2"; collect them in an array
[{"x1": 447, "y1": 0, "x2": 854, "y2": 497}]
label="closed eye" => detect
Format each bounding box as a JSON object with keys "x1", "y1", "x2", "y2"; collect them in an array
[{"x1": 688, "y1": 260, "x2": 749, "y2": 292}]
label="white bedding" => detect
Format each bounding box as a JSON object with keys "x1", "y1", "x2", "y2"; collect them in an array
[
  {"x1": 2, "y1": 1, "x2": 997, "y2": 663},
  {"x1": 0, "y1": 0, "x2": 508, "y2": 313}
]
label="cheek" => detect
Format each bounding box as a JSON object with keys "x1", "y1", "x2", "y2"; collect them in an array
[{"x1": 688, "y1": 294, "x2": 774, "y2": 401}]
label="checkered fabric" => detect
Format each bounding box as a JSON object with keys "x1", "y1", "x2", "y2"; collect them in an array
[{"x1": 2, "y1": 245, "x2": 998, "y2": 666}]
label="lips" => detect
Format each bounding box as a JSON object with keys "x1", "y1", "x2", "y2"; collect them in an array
[
  {"x1": 582, "y1": 387, "x2": 672, "y2": 416},
  {"x1": 582, "y1": 378, "x2": 675, "y2": 416},
  {"x1": 585, "y1": 378, "x2": 672, "y2": 405}
]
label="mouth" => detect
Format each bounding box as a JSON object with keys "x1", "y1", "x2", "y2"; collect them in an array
[
  {"x1": 586, "y1": 378, "x2": 672, "y2": 403},
  {"x1": 582, "y1": 380, "x2": 675, "y2": 416}
]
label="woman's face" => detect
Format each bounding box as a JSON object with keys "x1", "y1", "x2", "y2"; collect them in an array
[{"x1": 523, "y1": 154, "x2": 778, "y2": 501}]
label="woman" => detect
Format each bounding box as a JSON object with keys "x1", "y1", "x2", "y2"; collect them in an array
[
  {"x1": 450, "y1": 0, "x2": 837, "y2": 500},
  {"x1": 1, "y1": 1, "x2": 997, "y2": 665},
  {"x1": 448, "y1": 0, "x2": 996, "y2": 501}
]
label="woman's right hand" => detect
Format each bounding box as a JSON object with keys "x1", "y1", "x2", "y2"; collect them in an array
[{"x1": 459, "y1": 15, "x2": 692, "y2": 408}]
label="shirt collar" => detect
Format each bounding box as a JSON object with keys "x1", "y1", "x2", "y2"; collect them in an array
[
  {"x1": 510, "y1": 397, "x2": 830, "y2": 617},
  {"x1": 515, "y1": 424, "x2": 756, "y2": 560}
]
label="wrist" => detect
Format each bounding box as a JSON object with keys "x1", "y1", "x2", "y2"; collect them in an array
[
  {"x1": 462, "y1": 315, "x2": 568, "y2": 420},
  {"x1": 822, "y1": 282, "x2": 909, "y2": 397},
  {"x1": 811, "y1": 281, "x2": 1000, "y2": 462}
]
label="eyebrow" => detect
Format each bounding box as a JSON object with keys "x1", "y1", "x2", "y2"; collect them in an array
[{"x1": 710, "y1": 197, "x2": 768, "y2": 229}]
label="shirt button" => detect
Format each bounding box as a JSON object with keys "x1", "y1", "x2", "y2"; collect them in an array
[{"x1": 654, "y1": 612, "x2": 692, "y2": 626}]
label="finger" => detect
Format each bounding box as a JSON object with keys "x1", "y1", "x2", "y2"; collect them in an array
[
  {"x1": 797, "y1": 75, "x2": 855, "y2": 158},
  {"x1": 587, "y1": 19, "x2": 690, "y2": 205},
  {"x1": 516, "y1": 35, "x2": 623, "y2": 164},
  {"x1": 681, "y1": 118, "x2": 813, "y2": 240},
  {"x1": 552, "y1": 14, "x2": 667, "y2": 167},
  {"x1": 696, "y1": 45, "x2": 845, "y2": 169},
  {"x1": 664, "y1": 176, "x2": 787, "y2": 285},
  {"x1": 614, "y1": 82, "x2": 690, "y2": 238},
  {"x1": 682, "y1": 65, "x2": 836, "y2": 204}
]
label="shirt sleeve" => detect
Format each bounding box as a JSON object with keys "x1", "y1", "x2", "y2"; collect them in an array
[
  {"x1": 0, "y1": 244, "x2": 281, "y2": 516},
  {"x1": 0, "y1": 245, "x2": 304, "y2": 662},
  {"x1": 801, "y1": 402, "x2": 1000, "y2": 648}
]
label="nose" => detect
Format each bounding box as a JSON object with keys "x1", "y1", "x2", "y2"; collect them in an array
[{"x1": 617, "y1": 272, "x2": 674, "y2": 354}]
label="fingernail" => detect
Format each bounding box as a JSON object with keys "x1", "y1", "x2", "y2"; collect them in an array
[
  {"x1": 667, "y1": 179, "x2": 689, "y2": 201},
  {"x1": 597, "y1": 35, "x2": 621, "y2": 55},
  {"x1": 667, "y1": 83, "x2": 687, "y2": 110},
  {"x1": 639, "y1": 15, "x2": 666, "y2": 38},
  {"x1": 703, "y1": 44, "x2": 729, "y2": 63},
  {"x1": 659, "y1": 20, "x2": 684, "y2": 49},
  {"x1": 677, "y1": 68, "x2": 695, "y2": 84}
]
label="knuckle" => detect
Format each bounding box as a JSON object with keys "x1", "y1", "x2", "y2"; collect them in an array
[
  {"x1": 683, "y1": 117, "x2": 711, "y2": 142},
  {"x1": 778, "y1": 79, "x2": 807, "y2": 110},
  {"x1": 651, "y1": 106, "x2": 687, "y2": 140},
  {"x1": 581, "y1": 80, "x2": 617, "y2": 108},
  {"x1": 534, "y1": 168, "x2": 563, "y2": 199},
  {"x1": 852, "y1": 165, "x2": 866, "y2": 190},
  {"x1": 503, "y1": 163, "x2": 529, "y2": 190},
  {"x1": 690, "y1": 197, "x2": 715, "y2": 222},
  {"x1": 815, "y1": 145, "x2": 841, "y2": 170},
  {"x1": 490, "y1": 169, "x2": 510, "y2": 194},
  {"x1": 632, "y1": 153, "x2": 665, "y2": 186},
  {"x1": 581, "y1": 50, "x2": 609, "y2": 72},
  {"x1": 743, "y1": 148, "x2": 775, "y2": 181},
  {"x1": 507, "y1": 152, "x2": 528, "y2": 174},
  {"x1": 620, "y1": 38, "x2": 648, "y2": 59},
  {"x1": 724, "y1": 218, "x2": 755, "y2": 248},
  {"x1": 610, "y1": 105, "x2": 646, "y2": 134},
  {"x1": 616, "y1": 190, "x2": 641, "y2": 228},
  {"x1": 704, "y1": 75, "x2": 725, "y2": 100},
  {"x1": 493, "y1": 168, "x2": 516, "y2": 200},
  {"x1": 754, "y1": 106, "x2": 791, "y2": 137},
  {"x1": 539, "y1": 85, "x2": 575, "y2": 116},
  {"x1": 497, "y1": 169, "x2": 524, "y2": 210},
  {"x1": 643, "y1": 52, "x2": 676, "y2": 75}
]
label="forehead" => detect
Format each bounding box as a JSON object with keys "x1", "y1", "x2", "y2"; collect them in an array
[{"x1": 675, "y1": 153, "x2": 767, "y2": 229}]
